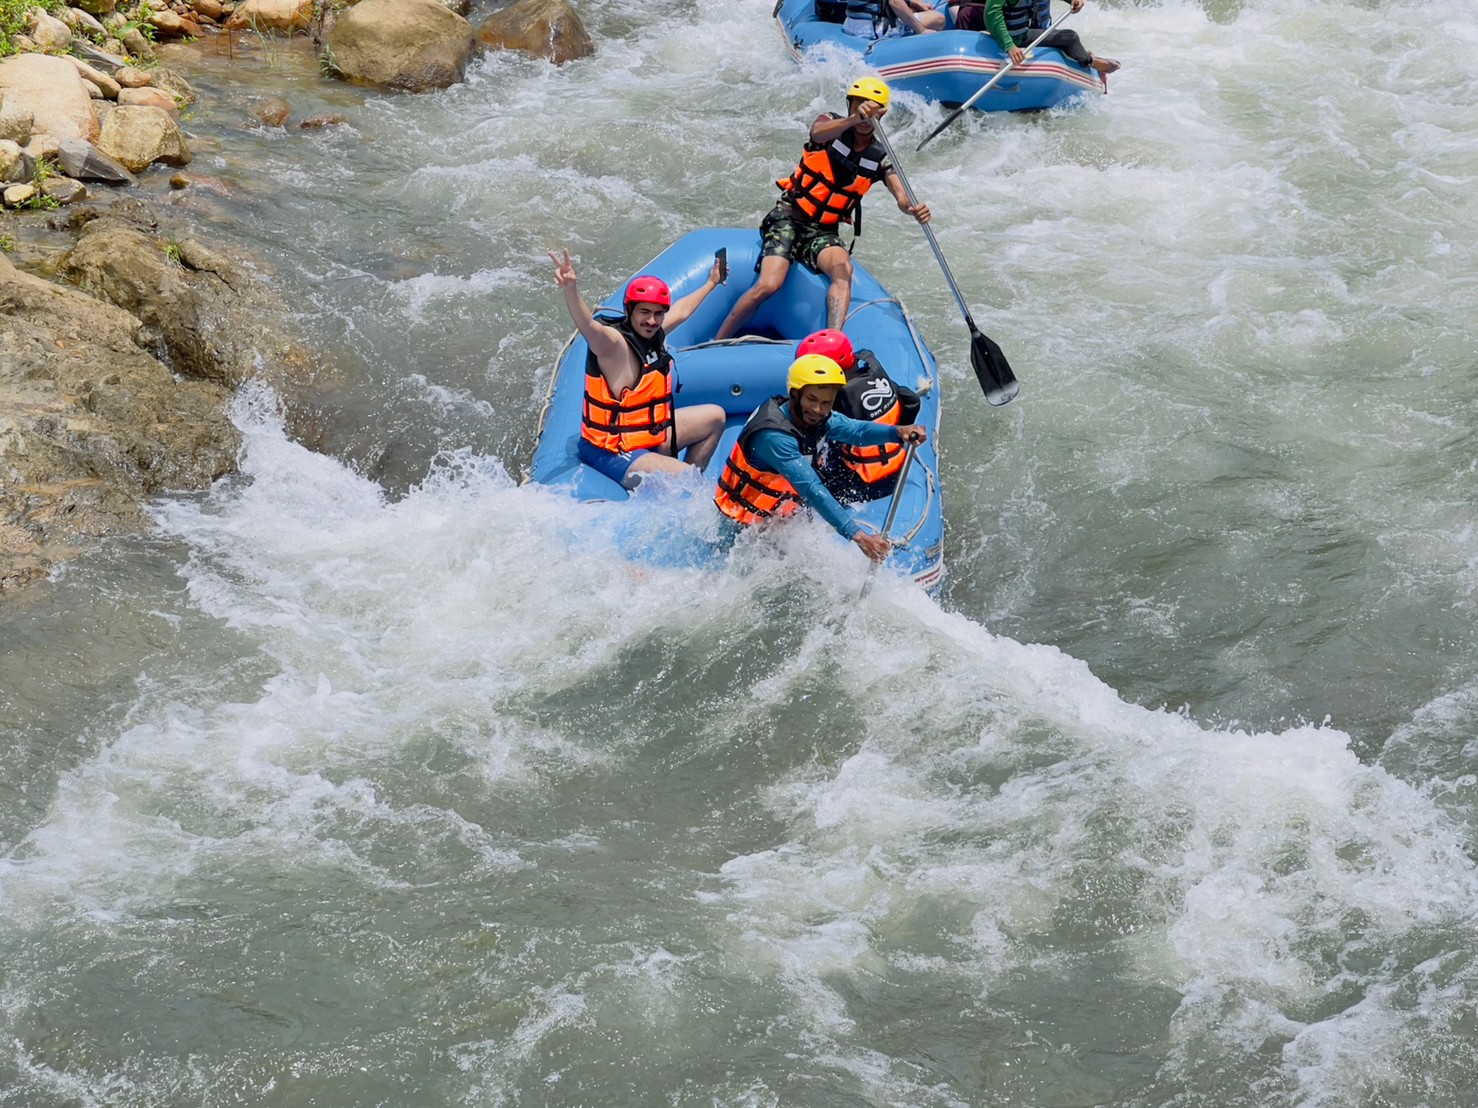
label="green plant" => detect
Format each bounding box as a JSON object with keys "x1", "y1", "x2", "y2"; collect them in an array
[
  {"x1": 163, "y1": 239, "x2": 182, "y2": 265},
  {"x1": 0, "y1": 231, "x2": 15, "y2": 252},
  {"x1": 245, "y1": 20, "x2": 286, "y2": 69},
  {"x1": 0, "y1": 0, "x2": 66, "y2": 57},
  {"x1": 58, "y1": 0, "x2": 130, "y2": 58},
  {"x1": 111, "y1": 1, "x2": 159, "y2": 48},
  {"x1": 21, "y1": 156, "x2": 61, "y2": 211}
]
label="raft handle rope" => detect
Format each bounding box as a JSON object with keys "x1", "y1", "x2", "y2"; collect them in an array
[
  {"x1": 675, "y1": 336, "x2": 794, "y2": 353},
  {"x1": 529, "y1": 330, "x2": 581, "y2": 483},
  {"x1": 845, "y1": 295, "x2": 938, "y2": 402},
  {"x1": 844, "y1": 294, "x2": 936, "y2": 547},
  {"x1": 899, "y1": 460, "x2": 935, "y2": 545}
]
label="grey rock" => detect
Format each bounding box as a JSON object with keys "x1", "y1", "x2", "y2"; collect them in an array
[
  {"x1": 119, "y1": 26, "x2": 153, "y2": 57},
  {"x1": 58, "y1": 137, "x2": 137, "y2": 184},
  {"x1": 60, "y1": 213, "x2": 322, "y2": 390},
  {"x1": 0, "y1": 247, "x2": 238, "y2": 594},
  {"x1": 40, "y1": 175, "x2": 87, "y2": 204}
]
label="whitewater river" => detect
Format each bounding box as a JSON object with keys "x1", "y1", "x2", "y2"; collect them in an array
[{"x1": 3, "y1": 0, "x2": 1477, "y2": 1103}]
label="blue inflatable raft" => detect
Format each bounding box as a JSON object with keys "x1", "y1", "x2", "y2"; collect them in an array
[
  {"x1": 774, "y1": 0, "x2": 1102, "y2": 113},
  {"x1": 529, "y1": 228, "x2": 945, "y2": 593}
]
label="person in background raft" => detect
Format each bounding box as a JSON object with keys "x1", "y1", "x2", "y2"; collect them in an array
[
  {"x1": 794, "y1": 329, "x2": 922, "y2": 504},
  {"x1": 550, "y1": 249, "x2": 727, "y2": 489},
  {"x1": 951, "y1": 0, "x2": 1120, "y2": 80},
  {"x1": 842, "y1": 0, "x2": 946, "y2": 39},
  {"x1": 713, "y1": 78, "x2": 931, "y2": 342},
  {"x1": 714, "y1": 354, "x2": 927, "y2": 563}
]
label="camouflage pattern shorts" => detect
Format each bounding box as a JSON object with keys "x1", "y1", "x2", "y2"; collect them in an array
[{"x1": 759, "y1": 204, "x2": 845, "y2": 272}]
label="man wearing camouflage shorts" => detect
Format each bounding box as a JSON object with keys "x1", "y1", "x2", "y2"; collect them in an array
[{"x1": 714, "y1": 76, "x2": 931, "y2": 340}]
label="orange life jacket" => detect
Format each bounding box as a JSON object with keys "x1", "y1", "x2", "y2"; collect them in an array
[
  {"x1": 714, "y1": 397, "x2": 825, "y2": 526},
  {"x1": 827, "y1": 354, "x2": 921, "y2": 495},
  {"x1": 581, "y1": 314, "x2": 675, "y2": 454},
  {"x1": 836, "y1": 394, "x2": 904, "y2": 483},
  {"x1": 776, "y1": 125, "x2": 888, "y2": 230}
]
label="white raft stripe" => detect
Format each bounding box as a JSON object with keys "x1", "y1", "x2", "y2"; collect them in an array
[
  {"x1": 913, "y1": 561, "x2": 944, "y2": 591},
  {"x1": 876, "y1": 57, "x2": 1102, "y2": 93}
]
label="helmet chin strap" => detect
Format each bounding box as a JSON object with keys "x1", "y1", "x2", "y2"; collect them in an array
[{"x1": 786, "y1": 389, "x2": 804, "y2": 423}]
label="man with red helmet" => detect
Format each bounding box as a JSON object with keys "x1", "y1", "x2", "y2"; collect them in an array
[
  {"x1": 713, "y1": 77, "x2": 930, "y2": 342},
  {"x1": 795, "y1": 329, "x2": 922, "y2": 502},
  {"x1": 550, "y1": 248, "x2": 727, "y2": 489}
]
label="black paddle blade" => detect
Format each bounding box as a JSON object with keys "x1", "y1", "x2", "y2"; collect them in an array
[{"x1": 969, "y1": 324, "x2": 1019, "y2": 406}]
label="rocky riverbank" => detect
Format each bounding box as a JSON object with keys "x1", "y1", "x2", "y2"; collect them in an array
[
  {"x1": 0, "y1": 204, "x2": 334, "y2": 593},
  {"x1": 1, "y1": 0, "x2": 593, "y2": 595}
]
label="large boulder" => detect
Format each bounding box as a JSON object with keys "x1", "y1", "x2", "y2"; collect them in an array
[
  {"x1": 119, "y1": 26, "x2": 153, "y2": 59},
  {"x1": 0, "y1": 54, "x2": 100, "y2": 143},
  {"x1": 58, "y1": 212, "x2": 319, "y2": 393},
  {"x1": 476, "y1": 0, "x2": 592, "y2": 66},
  {"x1": 74, "y1": 41, "x2": 128, "y2": 70},
  {"x1": 0, "y1": 249, "x2": 238, "y2": 593},
  {"x1": 225, "y1": 0, "x2": 313, "y2": 33},
  {"x1": 323, "y1": 0, "x2": 476, "y2": 92},
  {"x1": 63, "y1": 55, "x2": 123, "y2": 100},
  {"x1": 27, "y1": 9, "x2": 74, "y2": 50},
  {"x1": 64, "y1": 7, "x2": 109, "y2": 36},
  {"x1": 0, "y1": 139, "x2": 27, "y2": 184},
  {"x1": 148, "y1": 68, "x2": 197, "y2": 107},
  {"x1": 0, "y1": 91, "x2": 34, "y2": 144},
  {"x1": 94, "y1": 104, "x2": 191, "y2": 172},
  {"x1": 117, "y1": 87, "x2": 179, "y2": 116},
  {"x1": 146, "y1": 8, "x2": 204, "y2": 38},
  {"x1": 114, "y1": 66, "x2": 154, "y2": 89}
]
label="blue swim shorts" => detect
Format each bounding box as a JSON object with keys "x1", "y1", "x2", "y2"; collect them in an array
[{"x1": 577, "y1": 438, "x2": 652, "y2": 489}]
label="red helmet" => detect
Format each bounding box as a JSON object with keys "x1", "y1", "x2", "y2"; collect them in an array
[
  {"x1": 796, "y1": 329, "x2": 856, "y2": 371},
  {"x1": 624, "y1": 275, "x2": 671, "y2": 310}
]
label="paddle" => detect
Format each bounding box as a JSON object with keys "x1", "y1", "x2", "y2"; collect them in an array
[
  {"x1": 915, "y1": 6, "x2": 1077, "y2": 152},
  {"x1": 870, "y1": 122, "x2": 1020, "y2": 406},
  {"x1": 858, "y1": 441, "x2": 919, "y2": 599}
]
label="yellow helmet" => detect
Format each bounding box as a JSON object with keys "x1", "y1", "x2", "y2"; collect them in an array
[
  {"x1": 847, "y1": 76, "x2": 891, "y2": 109},
  {"x1": 787, "y1": 354, "x2": 847, "y2": 393}
]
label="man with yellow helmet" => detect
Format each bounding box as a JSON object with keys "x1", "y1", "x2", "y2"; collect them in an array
[
  {"x1": 714, "y1": 353, "x2": 928, "y2": 563},
  {"x1": 713, "y1": 77, "x2": 932, "y2": 342},
  {"x1": 795, "y1": 328, "x2": 923, "y2": 502}
]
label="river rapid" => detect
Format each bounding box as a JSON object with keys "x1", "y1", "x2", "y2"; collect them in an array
[{"x1": 3, "y1": 0, "x2": 1477, "y2": 1104}]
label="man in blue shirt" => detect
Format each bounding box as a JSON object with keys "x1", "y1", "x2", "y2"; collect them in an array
[{"x1": 713, "y1": 354, "x2": 928, "y2": 562}]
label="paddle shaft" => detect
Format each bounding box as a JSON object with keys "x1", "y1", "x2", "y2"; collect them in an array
[
  {"x1": 871, "y1": 121, "x2": 1021, "y2": 405},
  {"x1": 915, "y1": 6, "x2": 1076, "y2": 151},
  {"x1": 872, "y1": 122, "x2": 976, "y2": 330},
  {"x1": 858, "y1": 441, "x2": 918, "y2": 599},
  {"x1": 869, "y1": 130, "x2": 975, "y2": 320}
]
